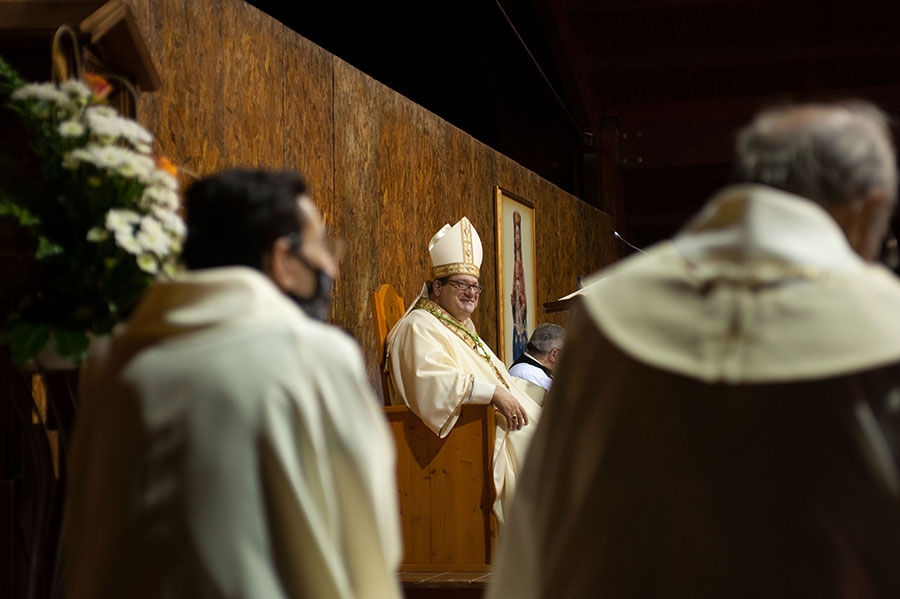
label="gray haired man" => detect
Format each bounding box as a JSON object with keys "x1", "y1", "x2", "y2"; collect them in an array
[
  {"x1": 491, "y1": 102, "x2": 900, "y2": 599},
  {"x1": 509, "y1": 323, "x2": 566, "y2": 393}
]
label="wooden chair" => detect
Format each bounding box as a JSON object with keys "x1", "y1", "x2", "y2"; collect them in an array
[
  {"x1": 371, "y1": 284, "x2": 497, "y2": 571},
  {"x1": 371, "y1": 284, "x2": 405, "y2": 406}
]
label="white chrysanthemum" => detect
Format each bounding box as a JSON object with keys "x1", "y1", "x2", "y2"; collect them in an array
[
  {"x1": 105, "y1": 209, "x2": 140, "y2": 234},
  {"x1": 114, "y1": 228, "x2": 142, "y2": 255},
  {"x1": 85, "y1": 105, "x2": 117, "y2": 118},
  {"x1": 142, "y1": 186, "x2": 180, "y2": 210},
  {"x1": 85, "y1": 110, "x2": 154, "y2": 147},
  {"x1": 129, "y1": 153, "x2": 156, "y2": 177},
  {"x1": 134, "y1": 142, "x2": 152, "y2": 155},
  {"x1": 151, "y1": 205, "x2": 186, "y2": 238},
  {"x1": 58, "y1": 120, "x2": 85, "y2": 137},
  {"x1": 91, "y1": 145, "x2": 121, "y2": 168},
  {"x1": 147, "y1": 169, "x2": 179, "y2": 191},
  {"x1": 60, "y1": 79, "x2": 92, "y2": 100},
  {"x1": 125, "y1": 120, "x2": 154, "y2": 145},
  {"x1": 86, "y1": 227, "x2": 110, "y2": 242},
  {"x1": 75, "y1": 144, "x2": 154, "y2": 178},
  {"x1": 115, "y1": 151, "x2": 155, "y2": 180},
  {"x1": 11, "y1": 82, "x2": 70, "y2": 105},
  {"x1": 85, "y1": 113, "x2": 123, "y2": 140},
  {"x1": 136, "y1": 253, "x2": 159, "y2": 274},
  {"x1": 136, "y1": 216, "x2": 171, "y2": 255}
]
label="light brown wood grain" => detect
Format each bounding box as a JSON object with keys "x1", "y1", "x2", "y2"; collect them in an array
[
  {"x1": 121, "y1": 0, "x2": 616, "y2": 401},
  {"x1": 386, "y1": 404, "x2": 496, "y2": 569}
]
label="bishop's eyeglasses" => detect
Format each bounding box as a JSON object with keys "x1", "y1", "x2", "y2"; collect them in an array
[{"x1": 443, "y1": 279, "x2": 484, "y2": 294}]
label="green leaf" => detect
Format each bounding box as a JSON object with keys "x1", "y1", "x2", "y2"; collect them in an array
[
  {"x1": 0, "y1": 196, "x2": 39, "y2": 227},
  {"x1": 0, "y1": 321, "x2": 51, "y2": 366},
  {"x1": 53, "y1": 330, "x2": 90, "y2": 364},
  {"x1": 35, "y1": 236, "x2": 64, "y2": 259},
  {"x1": 0, "y1": 56, "x2": 26, "y2": 96}
]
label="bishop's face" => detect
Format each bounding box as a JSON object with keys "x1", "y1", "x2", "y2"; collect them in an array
[{"x1": 433, "y1": 274, "x2": 481, "y2": 321}]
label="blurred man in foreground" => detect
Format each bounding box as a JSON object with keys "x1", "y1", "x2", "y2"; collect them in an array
[
  {"x1": 64, "y1": 170, "x2": 401, "y2": 599},
  {"x1": 491, "y1": 102, "x2": 900, "y2": 598}
]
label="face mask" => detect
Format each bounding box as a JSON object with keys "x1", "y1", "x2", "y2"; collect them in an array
[{"x1": 289, "y1": 267, "x2": 333, "y2": 322}]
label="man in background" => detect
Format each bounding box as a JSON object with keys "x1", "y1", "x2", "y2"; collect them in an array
[
  {"x1": 490, "y1": 102, "x2": 900, "y2": 598},
  {"x1": 64, "y1": 170, "x2": 402, "y2": 599},
  {"x1": 508, "y1": 323, "x2": 565, "y2": 405}
]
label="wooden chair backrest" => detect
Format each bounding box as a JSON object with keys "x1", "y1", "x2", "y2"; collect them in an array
[{"x1": 371, "y1": 284, "x2": 405, "y2": 405}]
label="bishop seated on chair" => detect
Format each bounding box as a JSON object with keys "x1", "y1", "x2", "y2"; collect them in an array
[{"x1": 386, "y1": 216, "x2": 541, "y2": 524}]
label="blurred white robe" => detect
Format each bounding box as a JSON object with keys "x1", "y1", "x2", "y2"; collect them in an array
[
  {"x1": 386, "y1": 295, "x2": 541, "y2": 523},
  {"x1": 490, "y1": 185, "x2": 900, "y2": 599},
  {"x1": 64, "y1": 267, "x2": 402, "y2": 599}
]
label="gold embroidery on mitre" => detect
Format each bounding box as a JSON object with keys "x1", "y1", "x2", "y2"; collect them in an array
[
  {"x1": 461, "y1": 218, "x2": 474, "y2": 264},
  {"x1": 431, "y1": 262, "x2": 480, "y2": 280}
]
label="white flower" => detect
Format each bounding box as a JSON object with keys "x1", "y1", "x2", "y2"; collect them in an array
[
  {"x1": 128, "y1": 153, "x2": 156, "y2": 179},
  {"x1": 58, "y1": 120, "x2": 85, "y2": 137},
  {"x1": 86, "y1": 227, "x2": 110, "y2": 242},
  {"x1": 136, "y1": 253, "x2": 159, "y2": 274},
  {"x1": 125, "y1": 120, "x2": 154, "y2": 145},
  {"x1": 60, "y1": 79, "x2": 92, "y2": 100},
  {"x1": 72, "y1": 144, "x2": 155, "y2": 179},
  {"x1": 134, "y1": 142, "x2": 152, "y2": 155},
  {"x1": 142, "y1": 186, "x2": 180, "y2": 210},
  {"x1": 114, "y1": 228, "x2": 142, "y2": 255},
  {"x1": 85, "y1": 105, "x2": 117, "y2": 118},
  {"x1": 92, "y1": 145, "x2": 121, "y2": 168},
  {"x1": 84, "y1": 109, "x2": 154, "y2": 147},
  {"x1": 146, "y1": 169, "x2": 178, "y2": 191},
  {"x1": 105, "y1": 209, "x2": 140, "y2": 234},
  {"x1": 11, "y1": 82, "x2": 70, "y2": 106},
  {"x1": 136, "y1": 216, "x2": 171, "y2": 255},
  {"x1": 151, "y1": 205, "x2": 186, "y2": 238}
]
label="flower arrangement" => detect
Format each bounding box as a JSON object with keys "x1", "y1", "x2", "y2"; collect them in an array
[{"x1": 0, "y1": 57, "x2": 185, "y2": 365}]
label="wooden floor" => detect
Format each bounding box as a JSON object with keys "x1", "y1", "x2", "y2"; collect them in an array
[{"x1": 401, "y1": 571, "x2": 489, "y2": 599}]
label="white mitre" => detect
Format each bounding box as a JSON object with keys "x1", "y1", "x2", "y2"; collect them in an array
[{"x1": 428, "y1": 216, "x2": 483, "y2": 280}]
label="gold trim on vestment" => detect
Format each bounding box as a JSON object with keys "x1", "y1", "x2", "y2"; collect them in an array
[
  {"x1": 431, "y1": 262, "x2": 480, "y2": 280},
  {"x1": 415, "y1": 297, "x2": 479, "y2": 350},
  {"x1": 414, "y1": 296, "x2": 510, "y2": 389}
]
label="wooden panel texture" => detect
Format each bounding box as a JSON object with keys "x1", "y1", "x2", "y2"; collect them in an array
[{"x1": 106, "y1": 0, "x2": 615, "y2": 397}]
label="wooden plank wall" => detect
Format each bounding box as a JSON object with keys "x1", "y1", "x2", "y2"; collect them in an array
[{"x1": 125, "y1": 0, "x2": 617, "y2": 398}]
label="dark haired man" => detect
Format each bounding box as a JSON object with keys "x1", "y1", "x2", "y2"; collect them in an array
[
  {"x1": 64, "y1": 169, "x2": 402, "y2": 598},
  {"x1": 492, "y1": 102, "x2": 900, "y2": 599}
]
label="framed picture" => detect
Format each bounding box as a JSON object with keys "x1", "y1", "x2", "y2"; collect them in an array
[{"x1": 495, "y1": 186, "x2": 537, "y2": 365}]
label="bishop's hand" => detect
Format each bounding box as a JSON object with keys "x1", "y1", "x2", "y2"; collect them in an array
[{"x1": 491, "y1": 386, "x2": 528, "y2": 431}]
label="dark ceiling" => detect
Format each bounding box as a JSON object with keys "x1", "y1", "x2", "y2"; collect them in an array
[
  {"x1": 250, "y1": 0, "x2": 900, "y2": 248},
  {"x1": 248, "y1": 0, "x2": 583, "y2": 196}
]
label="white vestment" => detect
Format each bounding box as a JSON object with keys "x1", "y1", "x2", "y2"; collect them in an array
[
  {"x1": 386, "y1": 295, "x2": 541, "y2": 523},
  {"x1": 64, "y1": 267, "x2": 402, "y2": 599},
  {"x1": 490, "y1": 185, "x2": 900, "y2": 599}
]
